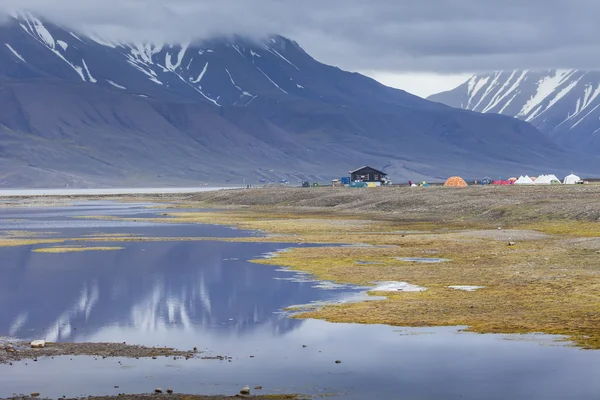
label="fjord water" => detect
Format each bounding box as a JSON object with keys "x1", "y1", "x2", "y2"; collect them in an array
[{"x1": 1, "y1": 202, "x2": 600, "y2": 399}]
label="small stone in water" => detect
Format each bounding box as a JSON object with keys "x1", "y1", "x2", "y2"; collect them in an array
[
  {"x1": 30, "y1": 393, "x2": 40, "y2": 398},
  {"x1": 240, "y1": 386, "x2": 250, "y2": 395},
  {"x1": 154, "y1": 388, "x2": 163, "y2": 394},
  {"x1": 254, "y1": 386, "x2": 263, "y2": 390},
  {"x1": 166, "y1": 389, "x2": 173, "y2": 394},
  {"x1": 335, "y1": 360, "x2": 341, "y2": 364}
]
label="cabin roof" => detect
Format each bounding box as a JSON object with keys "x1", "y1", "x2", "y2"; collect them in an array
[{"x1": 349, "y1": 165, "x2": 387, "y2": 175}]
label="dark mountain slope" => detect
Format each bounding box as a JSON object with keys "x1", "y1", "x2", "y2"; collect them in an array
[
  {"x1": 428, "y1": 70, "x2": 600, "y2": 157},
  {"x1": 0, "y1": 12, "x2": 592, "y2": 187}
]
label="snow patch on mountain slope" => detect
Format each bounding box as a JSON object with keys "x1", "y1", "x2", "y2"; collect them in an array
[
  {"x1": 190, "y1": 62, "x2": 208, "y2": 84},
  {"x1": 231, "y1": 44, "x2": 247, "y2": 59},
  {"x1": 129, "y1": 43, "x2": 163, "y2": 65},
  {"x1": 107, "y1": 80, "x2": 126, "y2": 89},
  {"x1": 564, "y1": 83, "x2": 600, "y2": 126},
  {"x1": 22, "y1": 12, "x2": 55, "y2": 48},
  {"x1": 263, "y1": 45, "x2": 299, "y2": 70},
  {"x1": 466, "y1": 75, "x2": 489, "y2": 108},
  {"x1": 255, "y1": 65, "x2": 288, "y2": 94},
  {"x1": 539, "y1": 77, "x2": 581, "y2": 117},
  {"x1": 88, "y1": 33, "x2": 119, "y2": 48},
  {"x1": 168, "y1": 67, "x2": 220, "y2": 106},
  {"x1": 165, "y1": 43, "x2": 189, "y2": 71},
  {"x1": 56, "y1": 40, "x2": 68, "y2": 51},
  {"x1": 69, "y1": 32, "x2": 83, "y2": 42},
  {"x1": 126, "y1": 59, "x2": 163, "y2": 85},
  {"x1": 5, "y1": 43, "x2": 25, "y2": 62},
  {"x1": 571, "y1": 103, "x2": 600, "y2": 129},
  {"x1": 497, "y1": 71, "x2": 527, "y2": 114},
  {"x1": 81, "y1": 59, "x2": 97, "y2": 83},
  {"x1": 482, "y1": 71, "x2": 517, "y2": 113},
  {"x1": 518, "y1": 69, "x2": 574, "y2": 120},
  {"x1": 225, "y1": 68, "x2": 253, "y2": 97},
  {"x1": 17, "y1": 13, "x2": 90, "y2": 82},
  {"x1": 472, "y1": 72, "x2": 502, "y2": 110}
]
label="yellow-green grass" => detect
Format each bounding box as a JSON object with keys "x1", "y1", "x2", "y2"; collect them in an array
[
  {"x1": 254, "y1": 234, "x2": 600, "y2": 349},
  {"x1": 0, "y1": 238, "x2": 65, "y2": 247},
  {"x1": 0, "y1": 230, "x2": 47, "y2": 238},
  {"x1": 76, "y1": 210, "x2": 600, "y2": 242},
  {"x1": 32, "y1": 246, "x2": 125, "y2": 253},
  {"x1": 519, "y1": 221, "x2": 600, "y2": 237},
  {"x1": 75, "y1": 211, "x2": 481, "y2": 245}
]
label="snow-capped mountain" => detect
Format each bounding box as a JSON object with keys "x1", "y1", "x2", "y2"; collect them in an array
[
  {"x1": 428, "y1": 70, "x2": 600, "y2": 154},
  {"x1": 0, "y1": 12, "x2": 592, "y2": 187}
]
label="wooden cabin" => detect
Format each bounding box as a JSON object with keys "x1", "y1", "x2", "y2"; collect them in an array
[{"x1": 349, "y1": 166, "x2": 387, "y2": 184}]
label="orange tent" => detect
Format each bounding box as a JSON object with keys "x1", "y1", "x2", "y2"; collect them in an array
[
  {"x1": 444, "y1": 176, "x2": 468, "y2": 187},
  {"x1": 508, "y1": 177, "x2": 518, "y2": 182}
]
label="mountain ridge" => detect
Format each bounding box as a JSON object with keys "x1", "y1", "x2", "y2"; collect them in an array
[
  {"x1": 0, "y1": 13, "x2": 592, "y2": 187},
  {"x1": 428, "y1": 69, "x2": 600, "y2": 155}
]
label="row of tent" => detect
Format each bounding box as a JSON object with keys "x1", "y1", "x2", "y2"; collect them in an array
[
  {"x1": 511, "y1": 173, "x2": 583, "y2": 185},
  {"x1": 415, "y1": 174, "x2": 583, "y2": 188}
]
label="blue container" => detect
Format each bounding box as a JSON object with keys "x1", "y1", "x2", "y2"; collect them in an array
[{"x1": 341, "y1": 177, "x2": 351, "y2": 185}]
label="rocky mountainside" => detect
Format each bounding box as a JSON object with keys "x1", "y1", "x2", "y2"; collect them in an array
[
  {"x1": 0, "y1": 12, "x2": 590, "y2": 187},
  {"x1": 428, "y1": 70, "x2": 600, "y2": 155}
]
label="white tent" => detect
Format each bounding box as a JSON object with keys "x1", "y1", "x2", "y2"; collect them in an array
[
  {"x1": 534, "y1": 174, "x2": 561, "y2": 185},
  {"x1": 514, "y1": 175, "x2": 534, "y2": 185},
  {"x1": 563, "y1": 174, "x2": 582, "y2": 185}
]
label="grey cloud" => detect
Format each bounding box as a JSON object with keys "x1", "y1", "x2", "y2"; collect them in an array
[{"x1": 0, "y1": 0, "x2": 598, "y2": 73}]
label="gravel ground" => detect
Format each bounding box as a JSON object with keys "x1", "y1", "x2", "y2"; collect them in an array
[
  {"x1": 0, "y1": 342, "x2": 199, "y2": 364},
  {"x1": 456, "y1": 229, "x2": 550, "y2": 241},
  {"x1": 3, "y1": 185, "x2": 600, "y2": 222},
  {"x1": 183, "y1": 185, "x2": 600, "y2": 221}
]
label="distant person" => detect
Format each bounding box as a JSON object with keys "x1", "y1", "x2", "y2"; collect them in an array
[{"x1": 409, "y1": 180, "x2": 413, "y2": 186}]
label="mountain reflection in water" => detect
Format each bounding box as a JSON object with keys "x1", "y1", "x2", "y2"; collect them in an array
[{"x1": 0, "y1": 240, "x2": 357, "y2": 344}]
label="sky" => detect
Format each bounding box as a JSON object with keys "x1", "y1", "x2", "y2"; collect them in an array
[{"x1": 0, "y1": 0, "x2": 596, "y2": 97}]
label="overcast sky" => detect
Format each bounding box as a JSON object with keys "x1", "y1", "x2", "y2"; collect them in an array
[{"x1": 0, "y1": 0, "x2": 595, "y2": 97}]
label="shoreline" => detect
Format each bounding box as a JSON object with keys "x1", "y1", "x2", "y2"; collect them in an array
[
  {"x1": 42, "y1": 185, "x2": 597, "y2": 348},
  {"x1": 0, "y1": 186, "x2": 242, "y2": 198}
]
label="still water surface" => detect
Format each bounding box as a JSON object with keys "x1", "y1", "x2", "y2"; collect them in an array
[{"x1": 0, "y1": 201, "x2": 599, "y2": 399}]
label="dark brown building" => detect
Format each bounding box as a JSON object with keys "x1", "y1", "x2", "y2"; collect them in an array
[{"x1": 350, "y1": 166, "x2": 387, "y2": 183}]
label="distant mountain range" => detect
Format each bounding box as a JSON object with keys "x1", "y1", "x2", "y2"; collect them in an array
[
  {"x1": 0, "y1": 12, "x2": 593, "y2": 187},
  {"x1": 428, "y1": 70, "x2": 600, "y2": 156}
]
